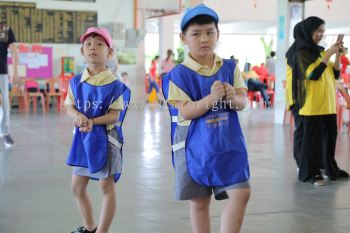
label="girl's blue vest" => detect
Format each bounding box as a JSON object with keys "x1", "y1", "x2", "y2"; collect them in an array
[
  {"x1": 163, "y1": 59, "x2": 250, "y2": 186},
  {"x1": 66, "y1": 74, "x2": 130, "y2": 182}
]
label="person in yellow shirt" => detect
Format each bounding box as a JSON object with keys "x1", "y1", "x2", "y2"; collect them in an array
[{"x1": 286, "y1": 16, "x2": 348, "y2": 186}]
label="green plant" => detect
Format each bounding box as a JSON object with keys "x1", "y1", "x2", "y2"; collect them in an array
[{"x1": 176, "y1": 46, "x2": 184, "y2": 64}]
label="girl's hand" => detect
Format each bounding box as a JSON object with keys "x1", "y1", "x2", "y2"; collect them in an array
[
  {"x1": 74, "y1": 113, "x2": 88, "y2": 128},
  {"x1": 328, "y1": 42, "x2": 344, "y2": 55},
  {"x1": 337, "y1": 42, "x2": 345, "y2": 55},
  {"x1": 79, "y1": 119, "x2": 94, "y2": 132}
]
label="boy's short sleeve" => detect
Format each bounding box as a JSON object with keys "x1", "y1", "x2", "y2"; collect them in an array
[
  {"x1": 233, "y1": 66, "x2": 247, "y2": 89},
  {"x1": 108, "y1": 95, "x2": 124, "y2": 110},
  {"x1": 167, "y1": 80, "x2": 191, "y2": 106},
  {"x1": 64, "y1": 85, "x2": 75, "y2": 106}
]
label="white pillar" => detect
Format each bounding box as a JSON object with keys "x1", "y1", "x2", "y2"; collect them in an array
[
  {"x1": 158, "y1": 15, "x2": 175, "y2": 63},
  {"x1": 274, "y1": 0, "x2": 303, "y2": 124}
]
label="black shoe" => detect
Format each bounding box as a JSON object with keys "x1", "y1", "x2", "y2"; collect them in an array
[
  {"x1": 71, "y1": 226, "x2": 97, "y2": 233},
  {"x1": 338, "y1": 170, "x2": 349, "y2": 179},
  {"x1": 3, "y1": 134, "x2": 14, "y2": 148},
  {"x1": 158, "y1": 100, "x2": 164, "y2": 106}
]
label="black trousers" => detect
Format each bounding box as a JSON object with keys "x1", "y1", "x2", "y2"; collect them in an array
[
  {"x1": 290, "y1": 106, "x2": 303, "y2": 167},
  {"x1": 298, "y1": 114, "x2": 339, "y2": 182}
]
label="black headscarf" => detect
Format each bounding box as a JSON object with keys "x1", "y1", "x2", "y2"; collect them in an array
[{"x1": 286, "y1": 16, "x2": 325, "y2": 109}]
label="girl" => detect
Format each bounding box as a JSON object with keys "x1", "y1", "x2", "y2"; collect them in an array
[
  {"x1": 65, "y1": 27, "x2": 130, "y2": 233},
  {"x1": 286, "y1": 17, "x2": 348, "y2": 186}
]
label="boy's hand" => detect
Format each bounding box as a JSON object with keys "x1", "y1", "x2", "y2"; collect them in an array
[
  {"x1": 210, "y1": 81, "x2": 226, "y2": 102},
  {"x1": 224, "y1": 82, "x2": 236, "y2": 103},
  {"x1": 74, "y1": 113, "x2": 88, "y2": 128},
  {"x1": 79, "y1": 119, "x2": 94, "y2": 132}
]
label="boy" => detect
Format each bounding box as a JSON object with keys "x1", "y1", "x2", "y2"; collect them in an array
[
  {"x1": 65, "y1": 27, "x2": 130, "y2": 233},
  {"x1": 163, "y1": 4, "x2": 251, "y2": 233}
]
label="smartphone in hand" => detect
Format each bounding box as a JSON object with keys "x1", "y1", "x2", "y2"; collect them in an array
[
  {"x1": 337, "y1": 34, "x2": 344, "y2": 42},
  {"x1": 337, "y1": 34, "x2": 344, "y2": 53}
]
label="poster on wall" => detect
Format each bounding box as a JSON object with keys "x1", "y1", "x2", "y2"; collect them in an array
[{"x1": 8, "y1": 44, "x2": 53, "y2": 79}]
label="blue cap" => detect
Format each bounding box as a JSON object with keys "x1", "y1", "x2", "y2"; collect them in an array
[{"x1": 180, "y1": 4, "x2": 219, "y2": 31}]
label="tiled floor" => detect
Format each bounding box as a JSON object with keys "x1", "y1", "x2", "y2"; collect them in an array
[{"x1": 1, "y1": 103, "x2": 350, "y2": 233}]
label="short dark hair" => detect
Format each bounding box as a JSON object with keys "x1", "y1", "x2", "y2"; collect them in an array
[
  {"x1": 121, "y1": 72, "x2": 128, "y2": 76},
  {"x1": 270, "y1": 51, "x2": 276, "y2": 57},
  {"x1": 182, "y1": 15, "x2": 218, "y2": 33}
]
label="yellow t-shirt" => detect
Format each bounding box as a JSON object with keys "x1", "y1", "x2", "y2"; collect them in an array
[
  {"x1": 299, "y1": 53, "x2": 337, "y2": 115},
  {"x1": 285, "y1": 63, "x2": 293, "y2": 109},
  {"x1": 64, "y1": 69, "x2": 124, "y2": 130},
  {"x1": 242, "y1": 70, "x2": 260, "y2": 81},
  {"x1": 167, "y1": 53, "x2": 247, "y2": 126}
]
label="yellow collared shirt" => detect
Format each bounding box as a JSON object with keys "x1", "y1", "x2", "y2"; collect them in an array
[
  {"x1": 299, "y1": 52, "x2": 337, "y2": 115},
  {"x1": 285, "y1": 52, "x2": 337, "y2": 115},
  {"x1": 168, "y1": 53, "x2": 247, "y2": 126},
  {"x1": 64, "y1": 68, "x2": 124, "y2": 130}
]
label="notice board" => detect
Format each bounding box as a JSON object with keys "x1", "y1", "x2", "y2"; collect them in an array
[
  {"x1": 0, "y1": 1, "x2": 97, "y2": 43},
  {"x1": 8, "y1": 45, "x2": 53, "y2": 79}
]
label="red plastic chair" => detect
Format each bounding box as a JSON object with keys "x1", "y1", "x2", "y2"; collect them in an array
[
  {"x1": 9, "y1": 79, "x2": 29, "y2": 113},
  {"x1": 45, "y1": 77, "x2": 62, "y2": 112},
  {"x1": 341, "y1": 73, "x2": 350, "y2": 84},
  {"x1": 24, "y1": 79, "x2": 46, "y2": 113},
  {"x1": 59, "y1": 75, "x2": 73, "y2": 105},
  {"x1": 247, "y1": 90, "x2": 262, "y2": 108}
]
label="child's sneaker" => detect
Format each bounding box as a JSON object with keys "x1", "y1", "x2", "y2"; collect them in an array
[
  {"x1": 3, "y1": 135, "x2": 14, "y2": 148},
  {"x1": 71, "y1": 226, "x2": 97, "y2": 233}
]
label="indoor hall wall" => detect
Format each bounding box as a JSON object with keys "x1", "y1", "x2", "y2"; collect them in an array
[
  {"x1": 204, "y1": 0, "x2": 350, "y2": 25},
  {"x1": 6, "y1": 0, "x2": 137, "y2": 81},
  {"x1": 6, "y1": 0, "x2": 134, "y2": 27},
  {"x1": 305, "y1": 0, "x2": 350, "y2": 22},
  {"x1": 203, "y1": 0, "x2": 276, "y2": 22}
]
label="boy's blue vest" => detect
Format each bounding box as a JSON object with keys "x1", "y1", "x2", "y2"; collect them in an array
[
  {"x1": 163, "y1": 59, "x2": 250, "y2": 186},
  {"x1": 66, "y1": 74, "x2": 130, "y2": 182}
]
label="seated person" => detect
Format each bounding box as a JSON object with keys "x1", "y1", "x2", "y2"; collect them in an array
[
  {"x1": 243, "y1": 63, "x2": 271, "y2": 108},
  {"x1": 252, "y1": 63, "x2": 269, "y2": 85}
]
